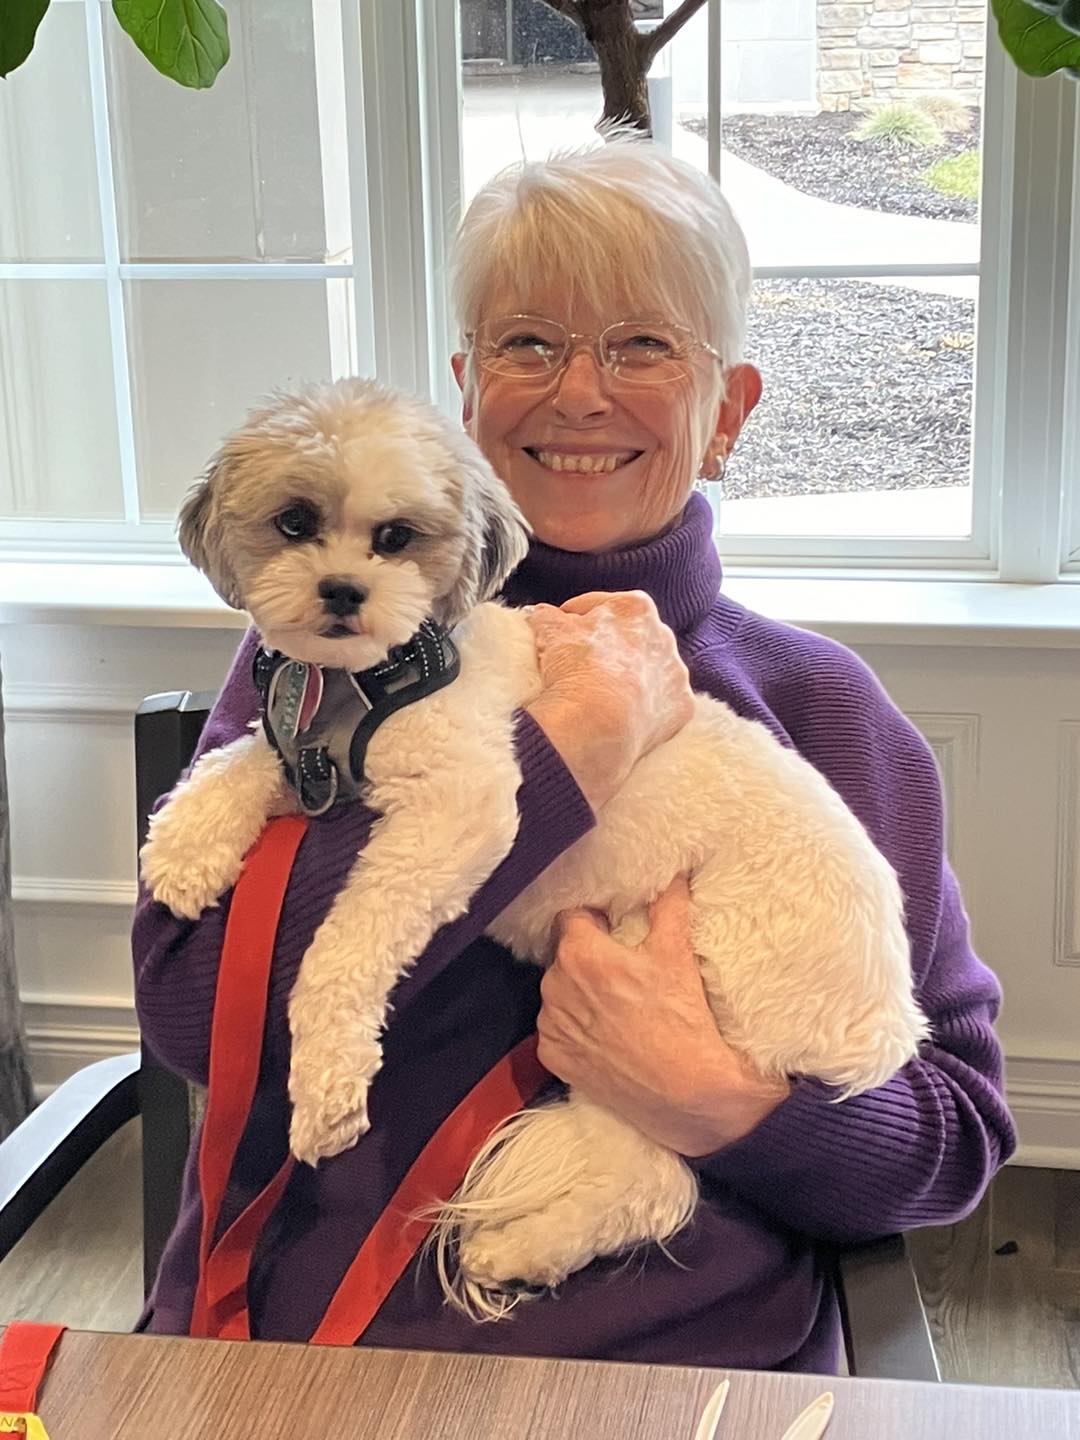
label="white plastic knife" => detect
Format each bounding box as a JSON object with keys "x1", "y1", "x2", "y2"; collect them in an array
[
  {"x1": 778, "y1": 1391, "x2": 835, "y2": 1440},
  {"x1": 693, "y1": 1379, "x2": 730, "y2": 1440}
]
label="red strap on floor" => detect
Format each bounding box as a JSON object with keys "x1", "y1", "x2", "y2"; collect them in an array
[
  {"x1": 188, "y1": 815, "x2": 309, "y2": 1339},
  {"x1": 311, "y1": 1032, "x2": 549, "y2": 1346},
  {"x1": 0, "y1": 1322, "x2": 66, "y2": 1413}
]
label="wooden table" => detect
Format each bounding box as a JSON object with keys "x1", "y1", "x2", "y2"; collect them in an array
[{"x1": 12, "y1": 1330, "x2": 1080, "y2": 1438}]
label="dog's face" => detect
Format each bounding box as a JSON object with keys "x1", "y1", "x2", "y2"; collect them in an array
[{"x1": 178, "y1": 379, "x2": 530, "y2": 670}]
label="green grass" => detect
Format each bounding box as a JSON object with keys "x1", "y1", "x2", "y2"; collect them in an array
[
  {"x1": 923, "y1": 149, "x2": 981, "y2": 200},
  {"x1": 855, "y1": 104, "x2": 942, "y2": 147}
]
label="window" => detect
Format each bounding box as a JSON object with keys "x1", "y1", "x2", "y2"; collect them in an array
[
  {"x1": 1, "y1": 0, "x2": 1076, "y2": 586},
  {"x1": 1, "y1": 0, "x2": 366, "y2": 554}
]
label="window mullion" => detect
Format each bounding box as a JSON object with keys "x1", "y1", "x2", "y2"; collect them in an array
[
  {"x1": 707, "y1": 0, "x2": 722, "y2": 183},
  {"x1": 356, "y1": 0, "x2": 445, "y2": 402},
  {"x1": 995, "y1": 69, "x2": 1077, "y2": 582},
  {"x1": 1063, "y1": 99, "x2": 1080, "y2": 571},
  {"x1": 339, "y1": 0, "x2": 376, "y2": 379},
  {"x1": 83, "y1": 0, "x2": 140, "y2": 527},
  {"x1": 417, "y1": 0, "x2": 464, "y2": 416}
]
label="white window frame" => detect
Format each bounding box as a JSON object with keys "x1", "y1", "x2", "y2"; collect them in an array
[
  {"x1": 702, "y1": 2, "x2": 1077, "y2": 579},
  {"x1": 0, "y1": 0, "x2": 1076, "y2": 589}
]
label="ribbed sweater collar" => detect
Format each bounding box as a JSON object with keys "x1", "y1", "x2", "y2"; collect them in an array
[{"x1": 500, "y1": 491, "x2": 723, "y2": 638}]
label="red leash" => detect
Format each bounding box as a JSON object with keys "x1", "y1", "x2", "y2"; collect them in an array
[
  {"x1": 0, "y1": 1321, "x2": 66, "y2": 1436},
  {"x1": 189, "y1": 816, "x2": 550, "y2": 1345},
  {"x1": 188, "y1": 815, "x2": 308, "y2": 1340}
]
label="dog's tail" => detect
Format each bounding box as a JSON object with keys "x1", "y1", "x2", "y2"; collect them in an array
[
  {"x1": 421, "y1": 1102, "x2": 586, "y2": 1322},
  {"x1": 420, "y1": 1094, "x2": 699, "y2": 1322}
]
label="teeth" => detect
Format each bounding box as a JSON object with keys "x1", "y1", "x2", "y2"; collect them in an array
[{"x1": 533, "y1": 450, "x2": 634, "y2": 474}]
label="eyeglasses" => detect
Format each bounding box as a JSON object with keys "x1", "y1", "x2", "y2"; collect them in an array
[{"x1": 468, "y1": 314, "x2": 722, "y2": 386}]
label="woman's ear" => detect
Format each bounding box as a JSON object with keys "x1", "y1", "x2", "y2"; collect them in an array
[
  {"x1": 714, "y1": 363, "x2": 763, "y2": 449},
  {"x1": 451, "y1": 352, "x2": 474, "y2": 428}
]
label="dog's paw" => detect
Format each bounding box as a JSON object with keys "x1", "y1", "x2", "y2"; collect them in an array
[
  {"x1": 142, "y1": 857, "x2": 232, "y2": 921},
  {"x1": 289, "y1": 1089, "x2": 370, "y2": 1165},
  {"x1": 287, "y1": 1038, "x2": 382, "y2": 1165},
  {"x1": 141, "y1": 832, "x2": 248, "y2": 921},
  {"x1": 458, "y1": 1214, "x2": 591, "y2": 1294}
]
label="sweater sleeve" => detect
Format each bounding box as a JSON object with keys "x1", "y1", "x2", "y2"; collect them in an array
[
  {"x1": 691, "y1": 642, "x2": 1017, "y2": 1243},
  {"x1": 133, "y1": 635, "x2": 595, "y2": 1086}
]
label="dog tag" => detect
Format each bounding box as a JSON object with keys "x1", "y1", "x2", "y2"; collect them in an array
[{"x1": 267, "y1": 660, "x2": 324, "y2": 742}]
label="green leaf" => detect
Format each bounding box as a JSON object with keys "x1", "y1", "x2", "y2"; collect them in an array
[
  {"x1": 990, "y1": 0, "x2": 1080, "y2": 77},
  {"x1": 112, "y1": 0, "x2": 229, "y2": 89},
  {"x1": 0, "y1": 0, "x2": 51, "y2": 79}
]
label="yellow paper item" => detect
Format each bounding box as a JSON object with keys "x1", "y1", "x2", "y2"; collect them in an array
[{"x1": 0, "y1": 1412, "x2": 52, "y2": 1439}]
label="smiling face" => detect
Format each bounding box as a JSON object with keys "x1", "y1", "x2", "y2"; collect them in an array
[
  {"x1": 448, "y1": 141, "x2": 762, "y2": 554},
  {"x1": 453, "y1": 287, "x2": 760, "y2": 554}
]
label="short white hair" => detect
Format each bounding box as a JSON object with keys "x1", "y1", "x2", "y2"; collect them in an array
[{"x1": 449, "y1": 136, "x2": 752, "y2": 376}]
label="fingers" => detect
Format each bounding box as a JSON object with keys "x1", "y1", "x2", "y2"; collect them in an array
[
  {"x1": 557, "y1": 592, "x2": 612, "y2": 616},
  {"x1": 645, "y1": 875, "x2": 694, "y2": 957},
  {"x1": 554, "y1": 906, "x2": 611, "y2": 947},
  {"x1": 525, "y1": 602, "x2": 566, "y2": 632},
  {"x1": 559, "y1": 589, "x2": 656, "y2": 619},
  {"x1": 526, "y1": 604, "x2": 574, "y2": 656}
]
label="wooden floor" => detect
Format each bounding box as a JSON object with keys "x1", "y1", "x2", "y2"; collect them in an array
[{"x1": 1, "y1": 1126, "x2": 1077, "y2": 1389}]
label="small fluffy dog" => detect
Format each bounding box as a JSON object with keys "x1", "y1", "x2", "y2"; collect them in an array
[{"x1": 142, "y1": 377, "x2": 928, "y2": 1318}]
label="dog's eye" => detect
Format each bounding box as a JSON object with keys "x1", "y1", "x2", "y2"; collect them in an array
[
  {"x1": 373, "y1": 522, "x2": 416, "y2": 555},
  {"x1": 274, "y1": 502, "x2": 320, "y2": 543}
]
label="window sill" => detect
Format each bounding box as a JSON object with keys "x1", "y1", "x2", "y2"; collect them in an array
[
  {"x1": 0, "y1": 560, "x2": 248, "y2": 630},
  {"x1": 724, "y1": 572, "x2": 1080, "y2": 649},
  {"x1": 1, "y1": 558, "x2": 1078, "y2": 648}
]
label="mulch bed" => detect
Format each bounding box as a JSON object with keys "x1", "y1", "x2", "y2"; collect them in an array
[
  {"x1": 683, "y1": 110, "x2": 980, "y2": 224},
  {"x1": 726, "y1": 278, "x2": 974, "y2": 498}
]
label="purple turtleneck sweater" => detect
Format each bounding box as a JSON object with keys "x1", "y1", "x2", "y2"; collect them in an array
[{"x1": 132, "y1": 493, "x2": 1015, "y2": 1371}]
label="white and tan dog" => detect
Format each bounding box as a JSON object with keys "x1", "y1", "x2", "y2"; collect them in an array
[{"x1": 142, "y1": 377, "x2": 928, "y2": 1318}]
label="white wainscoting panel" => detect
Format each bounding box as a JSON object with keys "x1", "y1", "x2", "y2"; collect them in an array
[
  {"x1": 20, "y1": 996, "x2": 141, "y2": 1097},
  {"x1": 4, "y1": 621, "x2": 241, "y2": 1014},
  {"x1": 905, "y1": 712, "x2": 981, "y2": 904}
]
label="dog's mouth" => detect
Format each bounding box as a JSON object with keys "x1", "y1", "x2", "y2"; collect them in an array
[
  {"x1": 523, "y1": 447, "x2": 643, "y2": 475},
  {"x1": 318, "y1": 619, "x2": 365, "y2": 640}
]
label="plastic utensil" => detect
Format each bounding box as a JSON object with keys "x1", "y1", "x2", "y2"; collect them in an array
[
  {"x1": 693, "y1": 1379, "x2": 730, "y2": 1440},
  {"x1": 778, "y1": 1391, "x2": 835, "y2": 1440}
]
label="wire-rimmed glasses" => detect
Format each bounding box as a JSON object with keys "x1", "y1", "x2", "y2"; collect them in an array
[{"x1": 468, "y1": 314, "x2": 722, "y2": 386}]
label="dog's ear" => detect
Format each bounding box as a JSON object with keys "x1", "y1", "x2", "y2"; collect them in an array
[
  {"x1": 177, "y1": 456, "x2": 244, "y2": 610},
  {"x1": 437, "y1": 441, "x2": 530, "y2": 631}
]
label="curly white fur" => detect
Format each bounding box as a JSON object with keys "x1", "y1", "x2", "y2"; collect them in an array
[{"x1": 141, "y1": 380, "x2": 928, "y2": 1317}]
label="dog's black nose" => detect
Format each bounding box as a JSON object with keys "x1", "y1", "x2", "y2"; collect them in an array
[{"x1": 318, "y1": 577, "x2": 367, "y2": 616}]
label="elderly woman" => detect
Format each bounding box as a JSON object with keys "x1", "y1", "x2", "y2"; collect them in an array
[{"x1": 132, "y1": 140, "x2": 1015, "y2": 1372}]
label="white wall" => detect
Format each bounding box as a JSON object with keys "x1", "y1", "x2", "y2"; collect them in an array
[
  {"x1": 3, "y1": 615, "x2": 1079, "y2": 1166},
  {"x1": 668, "y1": 0, "x2": 818, "y2": 114}
]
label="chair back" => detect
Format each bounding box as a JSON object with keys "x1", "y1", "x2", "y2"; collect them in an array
[{"x1": 134, "y1": 690, "x2": 214, "y2": 1296}]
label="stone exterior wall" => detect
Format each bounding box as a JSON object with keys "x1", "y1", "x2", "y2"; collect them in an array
[{"x1": 818, "y1": 0, "x2": 986, "y2": 112}]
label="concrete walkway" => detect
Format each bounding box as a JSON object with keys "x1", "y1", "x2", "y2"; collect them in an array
[{"x1": 463, "y1": 74, "x2": 979, "y2": 297}]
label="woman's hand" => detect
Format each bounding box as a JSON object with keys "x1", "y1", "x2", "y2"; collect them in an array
[
  {"x1": 537, "y1": 877, "x2": 791, "y2": 1157},
  {"x1": 525, "y1": 591, "x2": 695, "y2": 810}
]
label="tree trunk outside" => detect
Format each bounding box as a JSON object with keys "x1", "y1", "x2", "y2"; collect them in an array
[
  {"x1": 0, "y1": 657, "x2": 34, "y2": 1139},
  {"x1": 578, "y1": 0, "x2": 651, "y2": 130}
]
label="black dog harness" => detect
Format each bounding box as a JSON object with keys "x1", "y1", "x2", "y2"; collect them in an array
[{"x1": 253, "y1": 618, "x2": 460, "y2": 816}]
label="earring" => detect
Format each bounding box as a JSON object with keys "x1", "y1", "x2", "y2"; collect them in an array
[{"x1": 696, "y1": 436, "x2": 729, "y2": 485}]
